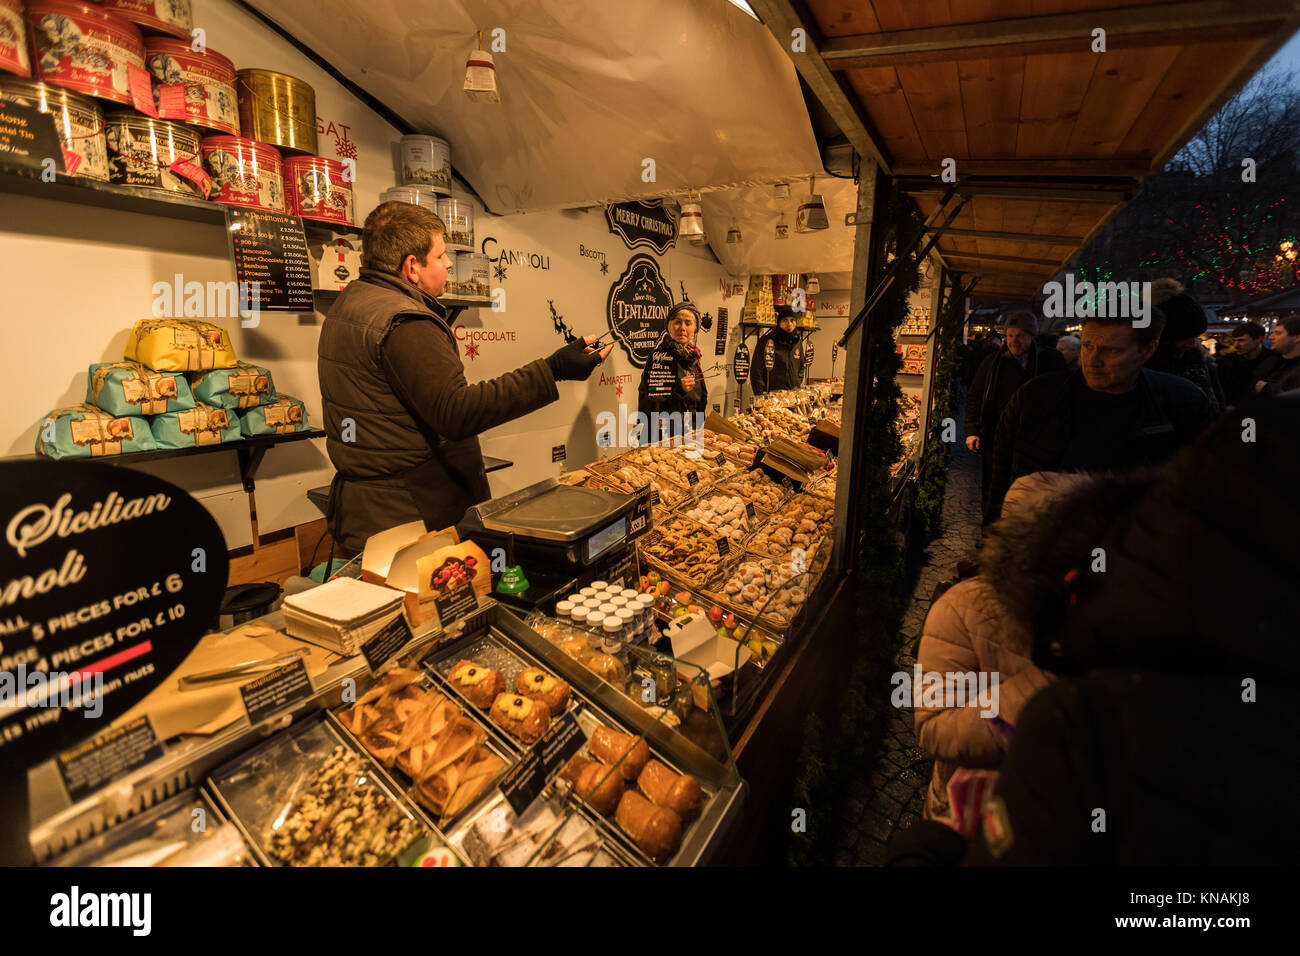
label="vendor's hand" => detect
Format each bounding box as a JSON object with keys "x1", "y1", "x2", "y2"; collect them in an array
[
  {"x1": 965, "y1": 435, "x2": 980, "y2": 452},
  {"x1": 1255, "y1": 380, "x2": 1268, "y2": 393},
  {"x1": 680, "y1": 373, "x2": 696, "y2": 392},
  {"x1": 547, "y1": 335, "x2": 612, "y2": 381}
]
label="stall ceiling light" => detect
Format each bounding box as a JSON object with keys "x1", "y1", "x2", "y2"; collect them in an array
[{"x1": 726, "y1": 0, "x2": 760, "y2": 20}]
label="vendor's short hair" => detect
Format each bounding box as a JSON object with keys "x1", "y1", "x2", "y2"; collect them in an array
[
  {"x1": 362, "y1": 201, "x2": 446, "y2": 273},
  {"x1": 1233, "y1": 322, "x2": 1265, "y2": 340},
  {"x1": 1083, "y1": 309, "x2": 1165, "y2": 347},
  {"x1": 1276, "y1": 315, "x2": 1300, "y2": 337}
]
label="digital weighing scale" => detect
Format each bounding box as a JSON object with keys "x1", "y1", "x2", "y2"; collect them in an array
[{"x1": 456, "y1": 479, "x2": 653, "y2": 613}]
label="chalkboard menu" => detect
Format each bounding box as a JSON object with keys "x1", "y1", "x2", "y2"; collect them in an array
[
  {"x1": 225, "y1": 208, "x2": 314, "y2": 312},
  {"x1": 715, "y1": 306, "x2": 729, "y2": 356}
]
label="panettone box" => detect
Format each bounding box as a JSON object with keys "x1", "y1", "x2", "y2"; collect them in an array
[
  {"x1": 88, "y1": 361, "x2": 196, "y2": 417},
  {"x1": 125, "y1": 319, "x2": 239, "y2": 372}
]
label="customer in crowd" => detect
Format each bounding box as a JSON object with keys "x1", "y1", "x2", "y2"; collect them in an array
[
  {"x1": 965, "y1": 311, "x2": 1067, "y2": 522},
  {"x1": 986, "y1": 311, "x2": 1212, "y2": 519},
  {"x1": 967, "y1": 395, "x2": 1300, "y2": 864},
  {"x1": 914, "y1": 472, "x2": 1088, "y2": 826},
  {"x1": 1147, "y1": 278, "x2": 1223, "y2": 412},
  {"x1": 1258, "y1": 316, "x2": 1300, "y2": 394},
  {"x1": 750, "y1": 305, "x2": 804, "y2": 395},
  {"x1": 1055, "y1": 333, "x2": 1081, "y2": 367},
  {"x1": 638, "y1": 301, "x2": 707, "y2": 442},
  {"x1": 1035, "y1": 332, "x2": 1059, "y2": 351},
  {"x1": 1216, "y1": 322, "x2": 1272, "y2": 404}
]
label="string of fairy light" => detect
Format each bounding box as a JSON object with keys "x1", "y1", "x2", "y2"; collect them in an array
[{"x1": 1130, "y1": 197, "x2": 1297, "y2": 297}]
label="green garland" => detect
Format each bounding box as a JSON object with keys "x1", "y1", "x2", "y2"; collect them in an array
[
  {"x1": 785, "y1": 182, "x2": 923, "y2": 866},
  {"x1": 913, "y1": 273, "x2": 964, "y2": 537}
]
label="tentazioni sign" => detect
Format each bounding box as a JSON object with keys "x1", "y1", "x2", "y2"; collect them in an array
[{"x1": 606, "y1": 254, "x2": 674, "y2": 370}]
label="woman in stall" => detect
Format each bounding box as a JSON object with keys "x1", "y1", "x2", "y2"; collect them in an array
[{"x1": 637, "y1": 302, "x2": 707, "y2": 443}]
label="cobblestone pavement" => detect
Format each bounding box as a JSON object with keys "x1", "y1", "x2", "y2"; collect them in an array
[{"x1": 833, "y1": 412, "x2": 983, "y2": 866}]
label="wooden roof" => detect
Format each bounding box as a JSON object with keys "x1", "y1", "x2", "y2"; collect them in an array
[{"x1": 753, "y1": 0, "x2": 1300, "y2": 301}]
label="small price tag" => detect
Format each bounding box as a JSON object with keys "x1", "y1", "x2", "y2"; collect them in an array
[
  {"x1": 360, "y1": 614, "x2": 414, "y2": 674},
  {"x1": 434, "y1": 580, "x2": 479, "y2": 628},
  {"x1": 128, "y1": 63, "x2": 158, "y2": 117},
  {"x1": 686, "y1": 470, "x2": 699, "y2": 487},
  {"x1": 712, "y1": 454, "x2": 727, "y2": 467},
  {"x1": 716, "y1": 536, "x2": 730, "y2": 556},
  {"x1": 157, "y1": 83, "x2": 188, "y2": 118},
  {"x1": 57, "y1": 715, "x2": 164, "y2": 805},
  {"x1": 745, "y1": 501, "x2": 756, "y2": 520},
  {"x1": 59, "y1": 148, "x2": 81, "y2": 176},
  {"x1": 240, "y1": 658, "x2": 314, "y2": 727},
  {"x1": 649, "y1": 488, "x2": 661, "y2": 506},
  {"x1": 551, "y1": 444, "x2": 566, "y2": 463},
  {"x1": 169, "y1": 158, "x2": 212, "y2": 198},
  {"x1": 781, "y1": 476, "x2": 795, "y2": 491}
]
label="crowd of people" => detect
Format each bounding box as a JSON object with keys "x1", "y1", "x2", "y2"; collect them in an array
[{"x1": 893, "y1": 281, "x2": 1300, "y2": 866}]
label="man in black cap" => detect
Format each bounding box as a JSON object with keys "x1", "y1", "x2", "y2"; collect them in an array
[
  {"x1": 751, "y1": 306, "x2": 805, "y2": 396},
  {"x1": 1148, "y1": 278, "x2": 1223, "y2": 412},
  {"x1": 965, "y1": 310, "x2": 1066, "y2": 522}
]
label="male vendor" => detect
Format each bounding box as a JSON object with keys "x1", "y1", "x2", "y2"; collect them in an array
[{"x1": 319, "y1": 202, "x2": 611, "y2": 552}]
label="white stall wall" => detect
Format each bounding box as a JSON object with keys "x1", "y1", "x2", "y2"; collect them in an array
[{"x1": 0, "y1": 0, "x2": 759, "y2": 550}]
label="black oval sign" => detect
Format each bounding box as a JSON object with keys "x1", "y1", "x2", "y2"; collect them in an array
[{"x1": 0, "y1": 460, "x2": 227, "y2": 861}]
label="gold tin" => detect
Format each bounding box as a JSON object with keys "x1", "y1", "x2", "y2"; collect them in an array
[{"x1": 235, "y1": 69, "x2": 317, "y2": 155}]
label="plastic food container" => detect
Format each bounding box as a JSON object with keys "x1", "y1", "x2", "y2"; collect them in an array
[
  {"x1": 235, "y1": 68, "x2": 316, "y2": 155},
  {"x1": 201, "y1": 135, "x2": 284, "y2": 211},
  {"x1": 0, "y1": 0, "x2": 32, "y2": 77},
  {"x1": 283, "y1": 154, "x2": 353, "y2": 225},
  {"x1": 145, "y1": 37, "x2": 238, "y2": 134},
  {"x1": 437, "y1": 196, "x2": 474, "y2": 250},
  {"x1": 104, "y1": 111, "x2": 203, "y2": 195},
  {"x1": 100, "y1": 0, "x2": 192, "y2": 39},
  {"x1": 26, "y1": 0, "x2": 145, "y2": 106},
  {"x1": 400, "y1": 133, "x2": 450, "y2": 193},
  {"x1": 0, "y1": 77, "x2": 108, "y2": 179}
]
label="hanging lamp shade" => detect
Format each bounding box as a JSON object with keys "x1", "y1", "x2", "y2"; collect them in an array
[
  {"x1": 678, "y1": 192, "x2": 705, "y2": 238},
  {"x1": 774, "y1": 181, "x2": 790, "y2": 200},
  {"x1": 464, "y1": 34, "x2": 500, "y2": 103},
  {"x1": 726, "y1": 222, "x2": 742, "y2": 244},
  {"x1": 806, "y1": 273, "x2": 821, "y2": 295},
  {"x1": 775, "y1": 213, "x2": 789, "y2": 240},
  {"x1": 795, "y1": 176, "x2": 828, "y2": 232}
]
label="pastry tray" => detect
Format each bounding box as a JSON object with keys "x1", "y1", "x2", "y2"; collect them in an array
[
  {"x1": 205, "y1": 711, "x2": 440, "y2": 867},
  {"x1": 331, "y1": 659, "x2": 517, "y2": 830},
  {"x1": 424, "y1": 626, "x2": 718, "y2": 867},
  {"x1": 472, "y1": 479, "x2": 636, "y2": 542},
  {"x1": 427, "y1": 631, "x2": 584, "y2": 734},
  {"x1": 669, "y1": 489, "x2": 773, "y2": 546}
]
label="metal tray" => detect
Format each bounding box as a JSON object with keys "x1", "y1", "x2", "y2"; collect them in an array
[
  {"x1": 474, "y1": 479, "x2": 633, "y2": 542},
  {"x1": 205, "y1": 712, "x2": 438, "y2": 867},
  {"x1": 426, "y1": 625, "x2": 721, "y2": 867}
]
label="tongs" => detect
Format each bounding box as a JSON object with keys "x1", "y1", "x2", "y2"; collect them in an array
[{"x1": 177, "y1": 648, "x2": 310, "y2": 690}]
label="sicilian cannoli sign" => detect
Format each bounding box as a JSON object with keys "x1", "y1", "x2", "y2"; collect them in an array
[
  {"x1": 605, "y1": 199, "x2": 676, "y2": 255},
  {"x1": 0, "y1": 460, "x2": 226, "y2": 864},
  {"x1": 606, "y1": 253, "x2": 674, "y2": 370}
]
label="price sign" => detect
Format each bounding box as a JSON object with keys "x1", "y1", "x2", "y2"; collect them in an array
[
  {"x1": 225, "y1": 207, "x2": 314, "y2": 312},
  {"x1": 0, "y1": 460, "x2": 226, "y2": 865}
]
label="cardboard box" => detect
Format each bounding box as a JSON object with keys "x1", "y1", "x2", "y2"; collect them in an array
[
  {"x1": 667, "y1": 611, "x2": 753, "y2": 684},
  {"x1": 360, "y1": 521, "x2": 461, "y2": 625}
]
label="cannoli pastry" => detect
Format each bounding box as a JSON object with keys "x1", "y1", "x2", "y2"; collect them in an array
[
  {"x1": 615, "y1": 790, "x2": 683, "y2": 863},
  {"x1": 516, "y1": 667, "x2": 571, "y2": 713},
  {"x1": 560, "y1": 755, "x2": 625, "y2": 816},
  {"x1": 448, "y1": 659, "x2": 505, "y2": 709},
  {"x1": 589, "y1": 727, "x2": 650, "y2": 779},
  {"x1": 490, "y1": 692, "x2": 551, "y2": 743},
  {"x1": 637, "y1": 760, "x2": 702, "y2": 821}
]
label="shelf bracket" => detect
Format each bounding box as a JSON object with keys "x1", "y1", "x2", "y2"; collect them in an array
[{"x1": 237, "y1": 444, "x2": 269, "y2": 493}]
